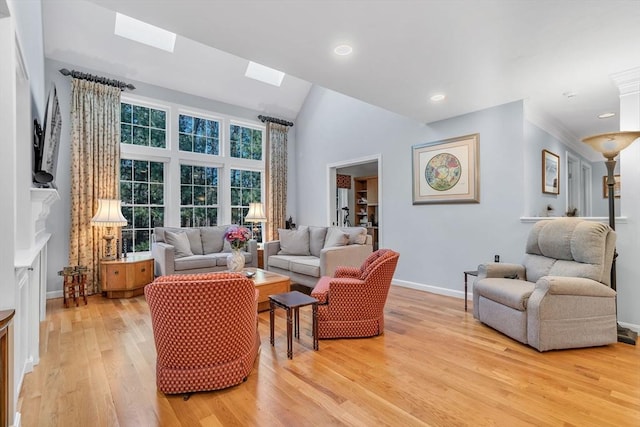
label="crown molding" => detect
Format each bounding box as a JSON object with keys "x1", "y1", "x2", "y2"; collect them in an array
[
  {"x1": 611, "y1": 67, "x2": 640, "y2": 96},
  {"x1": 524, "y1": 100, "x2": 600, "y2": 162}
]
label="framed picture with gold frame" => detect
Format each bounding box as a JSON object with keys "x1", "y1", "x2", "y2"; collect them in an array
[
  {"x1": 602, "y1": 175, "x2": 621, "y2": 198},
  {"x1": 542, "y1": 149, "x2": 560, "y2": 195},
  {"x1": 412, "y1": 133, "x2": 480, "y2": 204}
]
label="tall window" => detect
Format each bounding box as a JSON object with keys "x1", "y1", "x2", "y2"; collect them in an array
[
  {"x1": 120, "y1": 159, "x2": 165, "y2": 252},
  {"x1": 120, "y1": 102, "x2": 167, "y2": 148},
  {"x1": 180, "y1": 164, "x2": 219, "y2": 227},
  {"x1": 230, "y1": 124, "x2": 262, "y2": 160},
  {"x1": 119, "y1": 97, "x2": 265, "y2": 253},
  {"x1": 230, "y1": 169, "x2": 262, "y2": 225},
  {"x1": 179, "y1": 113, "x2": 220, "y2": 155}
]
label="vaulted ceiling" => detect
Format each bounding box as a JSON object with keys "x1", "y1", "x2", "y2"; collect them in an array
[{"x1": 43, "y1": 1, "x2": 640, "y2": 146}]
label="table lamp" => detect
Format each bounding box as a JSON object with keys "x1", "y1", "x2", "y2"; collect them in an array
[
  {"x1": 91, "y1": 199, "x2": 128, "y2": 260},
  {"x1": 582, "y1": 130, "x2": 640, "y2": 345},
  {"x1": 244, "y1": 202, "x2": 267, "y2": 241}
]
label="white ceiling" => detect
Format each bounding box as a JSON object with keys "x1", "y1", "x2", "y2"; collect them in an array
[{"x1": 43, "y1": 0, "x2": 640, "y2": 146}]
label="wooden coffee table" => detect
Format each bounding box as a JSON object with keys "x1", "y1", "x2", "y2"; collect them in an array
[{"x1": 244, "y1": 268, "x2": 291, "y2": 312}]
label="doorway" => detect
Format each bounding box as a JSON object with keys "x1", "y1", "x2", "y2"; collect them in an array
[{"x1": 327, "y1": 154, "x2": 381, "y2": 244}]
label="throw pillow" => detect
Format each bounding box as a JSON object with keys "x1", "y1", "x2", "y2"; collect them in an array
[
  {"x1": 308, "y1": 226, "x2": 328, "y2": 257},
  {"x1": 278, "y1": 226, "x2": 311, "y2": 255},
  {"x1": 340, "y1": 227, "x2": 368, "y2": 244},
  {"x1": 323, "y1": 227, "x2": 349, "y2": 248},
  {"x1": 165, "y1": 230, "x2": 194, "y2": 258}
]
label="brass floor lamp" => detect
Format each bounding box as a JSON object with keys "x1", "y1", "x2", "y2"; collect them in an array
[{"x1": 582, "y1": 131, "x2": 640, "y2": 345}]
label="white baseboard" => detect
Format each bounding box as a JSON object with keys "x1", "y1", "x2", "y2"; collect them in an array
[
  {"x1": 391, "y1": 279, "x2": 469, "y2": 300},
  {"x1": 618, "y1": 321, "x2": 640, "y2": 333},
  {"x1": 47, "y1": 290, "x2": 63, "y2": 299}
]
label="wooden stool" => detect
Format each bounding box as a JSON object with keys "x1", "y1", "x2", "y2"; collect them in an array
[{"x1": 58, "y1": 266, "x2": 88, "y2": 308}]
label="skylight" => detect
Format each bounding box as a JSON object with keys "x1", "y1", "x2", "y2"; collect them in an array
[
  {"x1": 114, "y1": 12, "x2": 176, "y2": 53},
  {"x1": 245, "y1": 61, "x2": 285, "y2": 87}
]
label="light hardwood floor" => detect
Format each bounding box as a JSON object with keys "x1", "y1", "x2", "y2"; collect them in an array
[{"x1": 18, "y1": 286, "x2": 640, "y2": 426}]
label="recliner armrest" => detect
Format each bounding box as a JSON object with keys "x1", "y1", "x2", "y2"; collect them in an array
[
  {"x1": 536, "y1": 276, "x2": 616, "y2": 297},
  {"x1": 477, "y1": 262, "x2": 525, "y2": 280}
]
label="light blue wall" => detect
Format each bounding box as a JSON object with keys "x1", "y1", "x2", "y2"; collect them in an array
[
  {"x1": 295, "y1": 85, "x2": 530, "y2": 297},
  {"x1": 524, "y1": 121, "x2": 617, "y2": 218}
]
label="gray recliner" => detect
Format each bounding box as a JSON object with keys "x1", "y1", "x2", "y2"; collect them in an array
[{"x1": 473, "y1": 218, "x2": 617, "y2": 351}]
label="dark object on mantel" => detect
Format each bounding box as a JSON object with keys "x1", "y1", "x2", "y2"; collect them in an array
[{"x1": 32, "y1": 119, "x2": 53, "y2": 185}]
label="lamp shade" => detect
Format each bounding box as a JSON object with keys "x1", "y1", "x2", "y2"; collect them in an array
[
  {"x1": 90, "y1": 199, "x2": 127, "y2": 227},
  {"x1": 582, "y1": 131, "x2": 640, "y2": 160},
  {"x1": 244, "y1": 202, "x2": 267, "y2": 222}
]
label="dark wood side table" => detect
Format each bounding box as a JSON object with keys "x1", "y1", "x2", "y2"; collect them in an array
[
  {"x1": 464, "y1": 270, "x2": 478, "y2": 312},
  {"x1": 269, "y1": 291, "x2": 319, "y2": 359}
]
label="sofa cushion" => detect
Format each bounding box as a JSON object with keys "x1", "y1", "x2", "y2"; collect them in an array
[
  {"x1": 278, "y1": 226, "x2": 311, "y2": 255},
  {"x1": 340, "y1": 227, "x2": 368, "y2": 244},
  {"x1": 309, "y1": 226, "x2": 328, "y2": 257},
  {"x1": 200, "y1": 226, "x2": 228, "y2": 254},
  {"x1": 289, "y1": 257, "x2": 321, "y2": 278},
  {"x1": 474, "y1": 278, "x2": 535, "y2": 311},
  {"x1": 165, "y1": 230, "x2": 194, "y2": 258},
  {"x1": 323, "y1": 227, "x2": 349, "y2": 248},
  {"x1": 174, "y1": 255, "x2": 217, "y2": 271},
  {"x1": 154, "y1": 227, "x2": 203, "y2": 255},
  {"x1": 268, "y1": 255, "x2": 293, "y2": 270}
]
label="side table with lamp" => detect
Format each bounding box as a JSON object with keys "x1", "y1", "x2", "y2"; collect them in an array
[{"x1": 91, "y1": 199, "x2": 155, "y2": 298}]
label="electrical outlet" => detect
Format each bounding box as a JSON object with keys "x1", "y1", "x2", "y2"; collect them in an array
[{"x1": 494, "y1": 255, "x2": 500, "y2": 262}]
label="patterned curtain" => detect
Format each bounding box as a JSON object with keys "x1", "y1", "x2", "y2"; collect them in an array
[
  {"x1": 266, "y1": 122, "x2": 290, "y2": 241},
  {"x1": 69, "y1": 79, "x2": 121, "y2": 293}
]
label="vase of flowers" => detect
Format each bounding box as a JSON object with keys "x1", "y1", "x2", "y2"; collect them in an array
[{"x1": 224, "y1": 225, "x2": 251, "y2": 272}]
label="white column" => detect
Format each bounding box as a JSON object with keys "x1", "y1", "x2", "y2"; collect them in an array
[{"x1": 611, "y1": 67, "x2": 640, "y2": 331}]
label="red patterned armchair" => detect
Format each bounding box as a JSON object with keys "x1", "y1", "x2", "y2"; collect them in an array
[
  {"x1": 311, "y1": 249, "x2": 399, "y2": 339},
  {"x1": 145, "y1": 272, "x2": 260, "y2": 395}
]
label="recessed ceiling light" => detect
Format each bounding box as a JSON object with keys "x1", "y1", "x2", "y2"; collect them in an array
[
  {"x1": 245, "y1": 61, "x2": 285, "y2": 87},
  {"x1": 598, "y1": 112, "x2": 616, "y2": 119},
  {"x1": 334, "y1": 44, "x2": 353, "y2": 56},
  {"x1": 114, "y1": 13, "x2": 176, "y2": 53},
  {"x1": 430, "y1": 94, "x2": 446, "y2": 102}
]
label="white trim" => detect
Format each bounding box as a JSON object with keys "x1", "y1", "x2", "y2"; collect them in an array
[
  {"x1": 391, "y1": 280, "x2": 464, "y2": 300},
  {"x1": 520, "y1": 216, "x2": 627, "y2": 224},
  {"x1": 525, "y1": 100, "x2": 600, "y2": 162},
  {"x1": 611, "y1": 67, "x2": 640, "y2": 96}
]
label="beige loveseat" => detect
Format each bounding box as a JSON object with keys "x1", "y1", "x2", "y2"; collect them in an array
[
  {"x1": 151, "y1": 226, "x2": 257, "y2": 276},
  {"x1": 473, "y1": 219, "x2": 617, "y2": 352},
  {"x1": 263, "y1": 226, "x2": 373, "y2": 290}
]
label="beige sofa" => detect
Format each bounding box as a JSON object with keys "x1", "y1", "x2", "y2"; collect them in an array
[
  {"x1": 151, "y1": 226, "x2": 258, "y2": 276},
  {"x1": 473, "y1": 219, "x2": 617, "y2": 352},
  {"x1": 263, "y1": 226, "x2": 373, "y2": 290}
]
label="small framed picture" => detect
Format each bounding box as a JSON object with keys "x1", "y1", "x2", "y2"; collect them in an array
[
  {"x1": 542, "y1": 149, "x2": 560, "y2": 195},
  {"x1": 602, "y1": 175, "x2": 621, "y2": 198}
]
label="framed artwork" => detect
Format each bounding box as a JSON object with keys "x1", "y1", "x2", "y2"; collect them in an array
[
  {"x1": 542, "y1": 149, "x2": 559, "y2": 195},
  {"x1": 412, "y1": 133, "x2": 480, "y2": 204},
  {"x1": 602, "y1": 175, "x2": 621, "y2": 198}
]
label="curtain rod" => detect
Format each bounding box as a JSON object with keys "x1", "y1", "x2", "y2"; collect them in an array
[
  {"x1": 258, "y1": 115, "x2": 294, "y2": 127},
  {"x1": 59, "y1": 68, "x2": 136, "y2": 91}
]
